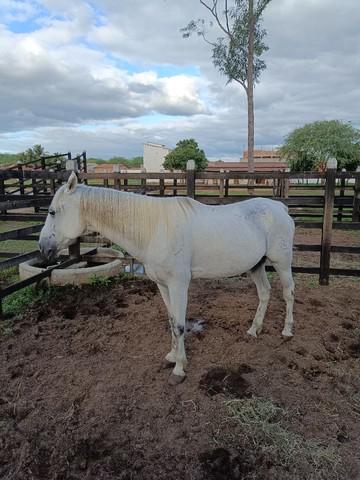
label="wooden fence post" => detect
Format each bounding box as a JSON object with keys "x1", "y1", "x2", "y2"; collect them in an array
[
  {"x1": 68, "y1": 238, "x2": 81, "y2": 259},
  {"x1": 40, "y1": 156, "x2": 47, "y2": 193},
  {"x1": 319, "y1": 158, "x2": 337, "y2": 285},
  {"x1": 56, "y1": 160, "x2": 63, "y2": 189},
  {"x1": 284, "y1": 168, "x2": 290, "y2": 198},
  {"x1": 225, "y1": 170, "x2": 229, "y2": 197},
  {"x1": 114, "y1": 176, "x2": 121, "y2": 190},
  {"x1": 352, "y1": 166, "x2": 360, "y2": 222},
  {"x1": 140, "y1": 167, "x2": 146, "y2": 194},
  {"x1": 82, "y1": 151, "x2": 88, "y2": 185},
  {"x1": 0, "y1": 177, "x2": 6, "y2": 214},
  {"x1": 17, "y1": 161, "x2": 25, "y2": 195},
  {"x1": 337, "y1": 168, "x2": 346, "y2": 222},
  {"x1": 49, "y1": 169, "x2": 56, "y2": 195},
  {"x1": 219, "y1": 169, "x2": 225, "y2": 198},
  {"x1": 159, "y1": 173, "x2": 165, "y2": 197},
  {"x1": 186, "y1": 160, "x2": 195, "y2": 199},
  {"x1": 32, "y1": 177, "x2": 40, "y2": 212}
]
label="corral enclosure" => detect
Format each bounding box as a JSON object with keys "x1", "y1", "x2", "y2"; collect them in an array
[{"x1": 0, "y1": 158, "x2": 360, "y2": 479}]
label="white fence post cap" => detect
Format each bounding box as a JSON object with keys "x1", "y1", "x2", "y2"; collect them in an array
[
  {"x1": 66, "y1": 159, "x2": 78, "y2": 172},
  {"x1": 327, "y1": 158, "x2": 337, "y2": 169},
  {"x1": 187, "y1": 159, "x2": 195, "y2": 170}
]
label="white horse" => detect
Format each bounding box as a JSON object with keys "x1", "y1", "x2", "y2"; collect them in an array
[{"x1": 39, "y1": 172, "x2": 295, "y2": 385}]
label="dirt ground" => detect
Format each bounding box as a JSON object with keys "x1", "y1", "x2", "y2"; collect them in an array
[{"x1": 1, "y1": 260, "x2": 360, "y2": 480}]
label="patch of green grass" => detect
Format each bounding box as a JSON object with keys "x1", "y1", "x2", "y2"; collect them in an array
[
  {"x1": 2, "y1": 286, "x2": 41, "y2": 319},
  {"x1": 90, "y1": 274, "x2": 112, "y2": 286},
  {"x1": 0, "y1": 239, "x2": 39, "y2": 254},
  {"x1": 0, "y1": 266, "x2": 19, "y2": 285},
  {"x1": 116, "y1": 272, "x2": 139, "y2": 282},
  {"x1": 90, "y1": 271, "x2": 139, "y2": 286},
  {"x1": 266, "y1": 271, "x2": 275, "y2": 282},
  {"x1": 307, "y1": 276, "x2": 319, "y2": 289},
  {"x1": 110, "y1": 244, "x2": 126, "y2": 254},
  {"x1": 1, "y1": 283, "x2": 71, "y2": 336},
  {"x1": 0, "y1": 221, "x2": 43, "y2": 255},
  {"x1": 0, "y1": 220, "x2": 42, "y2": 233},
  {"x1": 226, "y1": 397, "x2": 341, "y2": 478}
]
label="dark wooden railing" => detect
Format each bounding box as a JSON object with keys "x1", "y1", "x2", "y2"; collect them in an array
[{"x1": 0, "y1": 159, "x2": 359, "y2": 313}]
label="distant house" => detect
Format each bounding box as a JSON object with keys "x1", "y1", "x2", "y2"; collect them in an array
[
  {"x1": 206, "y1": 156, "x2": 288, "y2": 186},
  {"x1": 143, "y1": 143, "x2": 171, "y2": 172},
  {"x1": 206, "y1": 160, "x2": 287, "y2": 173},
  {"x1": 86, "y1": 162, "x2": 97, "y2": 173},
  {"x1": 242, "y1": 149, "x2": 282, "y2": 163},
  {"x1": 94, "y1": 163, "x2": 128, "y2": 174}
]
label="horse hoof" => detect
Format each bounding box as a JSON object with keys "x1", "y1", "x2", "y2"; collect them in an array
[
  {"x1": 168, "y1": 373, "x2": 186, "y2": 386},
  {"x1": 282, "y1": 330, "x2": 293, "y2": 339},
  {"x1": 161, "y1": 359, "x2": 175, "y2": 369},
  {"x1": 246, "y1": 328, "x2": 257, "y2": 338}
]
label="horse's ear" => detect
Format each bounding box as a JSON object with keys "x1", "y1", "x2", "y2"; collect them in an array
[{"x1": 65, "y1": 171, "x2": 78, "y2": 194}]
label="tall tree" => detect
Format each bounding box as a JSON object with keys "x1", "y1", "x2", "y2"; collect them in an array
[
  {"x1": 280, "y1": 120, "x2": 360, "y2": 172},
  {"x1": 182, "y1": 0, "x2": 272, "y2": 172}
]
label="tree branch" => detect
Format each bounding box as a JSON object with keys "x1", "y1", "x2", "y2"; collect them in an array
[
  {"x1": 255, "y1": 0, "x2": 272, "y2": 19},
  {"x1": 200, "y1": 0, "x2": 234, "y2": 41},
  {"x1": 200, "y1": 31, "x2": 217, "y2": 47},
  {"x1": 225, "y1": 0, "x2": 231, "y2": 33},
  {"x1": 233, "y1": 77, "x2": 247, "y2": 91}
]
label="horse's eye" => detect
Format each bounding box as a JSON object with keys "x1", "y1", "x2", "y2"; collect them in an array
[{"x1": 49, "y1": 210, "x2": 55, "y2": 217}]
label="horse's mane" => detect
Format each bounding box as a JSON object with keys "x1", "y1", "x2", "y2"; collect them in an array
[{"x1": 78, "y1": 186, "x2": 197, "y2": 250}]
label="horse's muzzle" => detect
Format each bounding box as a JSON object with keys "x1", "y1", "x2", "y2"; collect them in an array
[{"x1": 38, "y1": 237, "x2": 58, "y2": 261}]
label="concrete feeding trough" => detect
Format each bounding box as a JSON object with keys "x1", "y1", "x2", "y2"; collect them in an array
[{"x1": 19, "y1": 247, "x2": 124, "y2": 286}]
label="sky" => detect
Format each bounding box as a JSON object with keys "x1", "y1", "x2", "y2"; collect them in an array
[{"x1": 0, "y1": 0, "x2": 359, "y2": 160}]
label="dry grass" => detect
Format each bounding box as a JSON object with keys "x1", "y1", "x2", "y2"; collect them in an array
[{"x1": 226, "y1": 397, "x2": 342, "y2": 479}]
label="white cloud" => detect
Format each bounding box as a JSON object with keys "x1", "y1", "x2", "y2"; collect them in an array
[
  {"x1": 0, "y1": 23, "x2": 208, "y2": 134},
  {"x1": 0, "y1": 0, "x2": 39, "y2": 23},
  {"x1": 0, "y1": 0, "x2": 359, "y2": 159}
]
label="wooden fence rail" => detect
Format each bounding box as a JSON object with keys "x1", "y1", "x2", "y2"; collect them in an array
[{"x1": 0, "y1": 161, "x2": 359, "y2": 307}]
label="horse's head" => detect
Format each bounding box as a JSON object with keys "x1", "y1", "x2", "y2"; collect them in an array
[{"x1": 39, "y1": 172, "x2": 86, "y2": 261}]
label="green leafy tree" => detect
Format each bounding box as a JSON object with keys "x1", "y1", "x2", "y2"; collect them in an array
[
  {"x1": 280, "y1": 120, "x2": 360, "y2": 172},
  {"x1": 182, "y1": 0, "x2": 272, "y2": 172},
  {"x1": 19, "y1": 144, "x2": 47, "y2": 164},
  {"x1": 128, "y1": 156, "x2": 144, "y2": 168},
  {"x1": 163, "y1": 139, "x2": 208, "y2": 171}
]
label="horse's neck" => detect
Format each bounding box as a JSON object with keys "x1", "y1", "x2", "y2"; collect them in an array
[{"x1": 81, "y1": 187, "x2": 158, "y2": 261}]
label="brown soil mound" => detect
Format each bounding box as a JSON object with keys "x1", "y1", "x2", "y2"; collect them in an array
[{"x1": 1, "y1": 274, "x2": 360, "y2": 479}]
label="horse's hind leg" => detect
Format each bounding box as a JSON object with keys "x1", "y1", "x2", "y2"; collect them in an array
[
  {"x1": 247, "y1": 263, "x2": 271, "y2": 337},
  {"x1": 157, "y1": 284, "x2": 176, "y2": 365},
  {"x1": 158, "y1": 280, "x2": 189, "y2": 384},
  {"x1": 273, "y1": 262, "x2": 295, "y2": 337},
  {"x1": 267, "y1": 214, "x2": 295, "y2": 337}
]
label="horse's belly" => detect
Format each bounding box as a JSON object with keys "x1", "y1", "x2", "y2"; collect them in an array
[{"x1": 190, "y1": 229, "x2": 266, "y2": 279}]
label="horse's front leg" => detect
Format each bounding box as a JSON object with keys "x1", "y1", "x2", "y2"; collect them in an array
[{"x1": 166, "y1": 279, "x2": 190, "y2": 385}]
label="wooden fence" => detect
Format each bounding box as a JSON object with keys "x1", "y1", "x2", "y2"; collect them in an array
[
  {"x1": 1, "y1": 151, "x2": 87, "y2": 198},
  {"x1": 0, "y1": 160, "x2": 359, "y2": 311}
]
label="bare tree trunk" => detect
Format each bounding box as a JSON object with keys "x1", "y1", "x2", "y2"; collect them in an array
[
  {"x1": 247, "y1": 88, "x2": 254, "y2": 172},
  {"x1": 247, "y1": 0, "x2": 255, "y2": 193}
]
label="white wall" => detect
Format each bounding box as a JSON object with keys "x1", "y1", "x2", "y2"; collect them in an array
[{"x1": 143, "y1": 143, "x2": 171, "y2": 172}]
